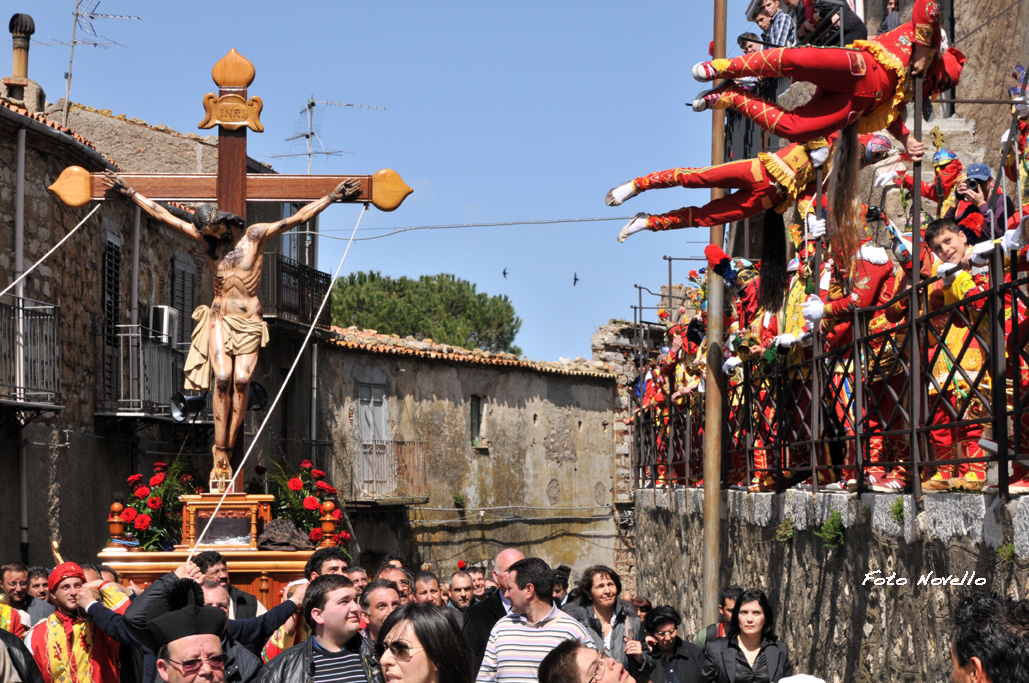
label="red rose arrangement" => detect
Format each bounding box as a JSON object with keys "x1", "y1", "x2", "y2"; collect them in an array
[
  {"x1": 118, "y1": 460, "x2": 201, "y2": 551},
  {"x1": 268, "y1": 458, "x2": 353, "y2": 562}
]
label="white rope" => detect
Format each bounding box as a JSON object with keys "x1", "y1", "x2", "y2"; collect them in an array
[
  {"x1": 0, "y1": 204, "x2": 101, "y2": 299},
  {"x1": 186, "y1": 204, "x2": 369, "y2": 563}
]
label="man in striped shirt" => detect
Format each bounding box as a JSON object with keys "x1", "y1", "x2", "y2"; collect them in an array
[
  {"x1": 257, "y1": 575, "x2": 379, "y2": 683},
  {"x1": 475, "y1": 558, "x2": 594, "y2": 683}
]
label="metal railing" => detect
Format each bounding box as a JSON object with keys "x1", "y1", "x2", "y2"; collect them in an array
[
  {"x1": 0, "y1": 294, "x2": 62, "y2": 406},
  {"x1": 259, "y1": 252, "x2": 331, "y2": 327},
  {"x1": 631, "y1": 251, "x2": 1029, "y2": 501},
  {"x1": 724, "y1": 77, "x2": 789, "y2": 163},
  {"x1": 336, "y1": 439, "x2": 428, "y2": 502},
  {"x1": 96, "y1": 324, "x2": 187, "y2": 415}
]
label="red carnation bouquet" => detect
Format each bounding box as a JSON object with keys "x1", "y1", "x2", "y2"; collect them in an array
[
  {"x1": 267, "y1": 458, "x2": 350, "y2": 560},
  {"x1": 116, "y1": 459, "x2": 202, "y2": 550}
]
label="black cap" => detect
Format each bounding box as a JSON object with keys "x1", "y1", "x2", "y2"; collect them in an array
[
  {"x1": 147, "y1": 578, "x2": 227, "y2": 648},
  {"x1": 150, "y1": 605, "x2": 226, "y2": 648}
]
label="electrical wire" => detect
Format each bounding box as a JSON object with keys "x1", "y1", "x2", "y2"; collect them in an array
[
  {"x1": 1, "y1": 204, "x2": 101, "y2": 298},
  {"x1": 186, "y1": 203, "x2": 368, "y2": 563}
]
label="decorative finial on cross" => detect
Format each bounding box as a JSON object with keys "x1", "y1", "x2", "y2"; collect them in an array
[
  {"x1": 929, "y1": 126, "x2": 945, "y2": 150},
  {"x1": 199, "y1": 48, "x2": 263, "y2": 132}
]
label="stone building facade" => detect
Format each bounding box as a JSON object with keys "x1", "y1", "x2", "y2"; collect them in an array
[{"x1": 308, "y1": 326, "x2": 621, "y2": 574}]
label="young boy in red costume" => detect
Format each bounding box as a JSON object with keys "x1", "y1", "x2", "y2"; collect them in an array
[{"x1": 690, "y1": 0, "x2": 964, "y2": 162}]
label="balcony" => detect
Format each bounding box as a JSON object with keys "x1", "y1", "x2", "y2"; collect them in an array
[
  {"x1": 95, "y1": 324, "x2": 208, "y2": 419},
  {"x1": 0, "y1": 295, "x2": 62, "y2": 409},
  {"x1": 259, "y1": 253, "x2": 331, "y2": 328},
  {"x1": 336, "y1": 440, "x2": 428, "y2": 505}
]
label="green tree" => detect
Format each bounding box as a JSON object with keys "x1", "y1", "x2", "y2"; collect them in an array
[{"x1": 331, "y1": 272, "x2": 522, "y2": 355}]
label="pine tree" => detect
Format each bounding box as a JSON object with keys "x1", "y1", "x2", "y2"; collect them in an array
[{"x1": 331, "y1": 272, "x2": 522, "y2": 355}]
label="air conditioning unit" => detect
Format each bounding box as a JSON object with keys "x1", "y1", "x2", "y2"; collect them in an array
[{"x1": 150, "y1": 305, "x2": 180, "y2": 347}]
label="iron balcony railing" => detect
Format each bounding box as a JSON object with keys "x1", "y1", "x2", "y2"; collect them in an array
[
  {"x1": 724, "y1": 77, "x2": 789, "y2": 164},
  {"x1": 96, "y1": 324, "x2": 190, "y2": 416},
  {"x1": 259, "y1": 252, "x2": 331, "y2": 328},
  {"x1": 630, "y1": 248, "x2": 1029, "y2": 502},
  {"x1": 336, "y1": 439, "x2": 428, "y2": 503},
  {"x1": 0, "y1": 294, "x2": 62, "y2": 407}
]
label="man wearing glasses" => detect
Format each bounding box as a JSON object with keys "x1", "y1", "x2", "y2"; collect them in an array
[
  {"x1": 539, "y1": 639, "x2": 628, "y2": 683},
  {"x1": 152, "y1": 600, "x2": 229, "y2": 683}
]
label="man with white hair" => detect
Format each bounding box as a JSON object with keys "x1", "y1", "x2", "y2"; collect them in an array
[{"x1": 461, "y1": 548, "x2": 525, "y2": 674}]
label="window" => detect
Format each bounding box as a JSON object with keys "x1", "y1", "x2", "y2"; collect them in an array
[
  {"x1": 470, "y1": 394, "x2": 483, "y2": 447},
  {"x1": 358, "y1": 383, "x2": 388, "y2": 443},
  {"x1": 171, "y1": 258, "x2": 197, "y2": 348},
  {"x1": 100, "y1": 233, "x2": 122, "y2": 400}
]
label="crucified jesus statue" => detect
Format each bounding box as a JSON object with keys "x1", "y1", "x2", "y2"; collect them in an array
[{"x1": 101, "y1": 171, "x2": 360, "y2": 491}]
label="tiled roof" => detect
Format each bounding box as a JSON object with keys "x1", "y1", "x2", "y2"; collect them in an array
[
  {"x1": 0, "y1": 98, "x2": 119, "y2": 167},
  {"x1": 327, "y1": 326, "x2": 617, "y2": 379}
]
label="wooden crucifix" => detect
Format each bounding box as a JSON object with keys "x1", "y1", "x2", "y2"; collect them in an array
[{"x1": 49, "y1": 49, "x2": 412, "y2": 492}]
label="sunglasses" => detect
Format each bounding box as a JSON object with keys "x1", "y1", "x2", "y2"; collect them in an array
[
  {"x1": 374, "y1": 641, "x2": 425, "y2": 660},
  {"x1": 166, "y1": 654, "x2": 228, "y2": 675}
]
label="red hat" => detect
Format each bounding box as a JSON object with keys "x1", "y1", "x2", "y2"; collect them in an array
[
  {"x1": 457, "y1": 560, "x2": 467, "y2": 570},
  {"x1": 49, "y1": 561, "x2": 85, "y2": 594}
]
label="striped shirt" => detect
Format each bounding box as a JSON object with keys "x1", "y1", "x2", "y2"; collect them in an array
[
  {"x1": 475, "y1": 605, "x2": 595, "y2": 683},
  {"x1": 311, "y1": 636, "x2": 369, "y2": 683}
]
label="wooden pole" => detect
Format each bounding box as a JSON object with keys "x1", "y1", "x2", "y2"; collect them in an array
[{"x1": 703, "y1": 0, "x2": 727, "y2": 629}]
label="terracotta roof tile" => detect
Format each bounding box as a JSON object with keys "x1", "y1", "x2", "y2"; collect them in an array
[
  {"x1": 326, "y1": 326, "x2": 616, "y2": 378},
  {"x1": 0, "y1": 98, "x2": 119, "y2": 168}
]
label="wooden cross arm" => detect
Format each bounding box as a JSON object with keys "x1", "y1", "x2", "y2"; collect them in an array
[{"x1": 48, "y1": 167, "x2": 412, "y2": 212}]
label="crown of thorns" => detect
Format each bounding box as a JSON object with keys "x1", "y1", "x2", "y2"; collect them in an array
[{"x1": 190, "y1": 205, "x2": 246, "y2": 232}]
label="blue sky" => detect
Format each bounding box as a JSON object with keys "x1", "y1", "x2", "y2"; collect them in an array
[{"x1": 22, "y1": 1, "x2": 753, "y2": 361}]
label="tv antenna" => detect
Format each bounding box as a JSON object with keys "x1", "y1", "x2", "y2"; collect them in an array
[
  {"x1": 270, "y1": 95, "x2": 386, "y2": 174},
  {"x1": 59, "y1": 0, "x2": 141, "y2": 127}
]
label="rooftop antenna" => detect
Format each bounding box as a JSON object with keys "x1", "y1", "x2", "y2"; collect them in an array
[
  {"x1": 273, "y1": 95, "x2": 385, "y2": 263},
  {"x1": 272, "y1": 95, "x2": 386, "y2": 173},
  {"x1": 59, "y1": 0, "x2": 140, "y2": 127}
]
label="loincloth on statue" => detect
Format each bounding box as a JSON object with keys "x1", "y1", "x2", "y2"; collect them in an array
[{"x1": 184, "y1": 305, "x2": 269, "y2": 391}]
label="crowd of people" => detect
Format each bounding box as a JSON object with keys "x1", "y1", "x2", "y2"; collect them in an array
[
  {"x1": 1, "y1": 550, "x2": 1027, "y2": 683},
  {"x1": 619, "y1": 0, "x2": 1029, "y2": 497}
]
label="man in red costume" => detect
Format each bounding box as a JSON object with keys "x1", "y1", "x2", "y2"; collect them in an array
[
  {"x1": 27, "y1": 563, "x2": 131, "y2": 683},
  {"x1": 689, "y1": 0, "x2": 964, "y2": 161},
  {"x1": 803, "y1": 212, "x2": 901, "y2": 489},
  {"x1": 608, "y1": 134, "x2": 891, "y2": 242}
]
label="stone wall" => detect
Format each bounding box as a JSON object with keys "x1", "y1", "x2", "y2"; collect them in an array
[
  {"x1": 635, "y1": 488, "x2": 1029, "y2": 682},
  {"x1": 0, "y1": 111, "x2": 216, "y2": 562},
  {"x1": 317, "y1": 342, "x2": 620, "y2": 576}
]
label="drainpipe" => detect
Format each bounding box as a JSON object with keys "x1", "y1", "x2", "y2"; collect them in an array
[
  {"x1": 310, "y1": 344, "x2": 318, "y2": 463},
  {"x1": 129, "y1": 206, "x2": 140, "y2": 406},
  {"x1": 15, "y1": 124, "x2": 29, "y2": 562}
]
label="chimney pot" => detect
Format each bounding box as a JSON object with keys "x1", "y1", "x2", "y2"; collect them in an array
[{"x1": 9, "y1": 13, "x2": 34, "y2": 81}]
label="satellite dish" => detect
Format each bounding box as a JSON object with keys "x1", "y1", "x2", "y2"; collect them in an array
[{"x1": 170, "y1": 392, "x2": 207, "y2": 422}]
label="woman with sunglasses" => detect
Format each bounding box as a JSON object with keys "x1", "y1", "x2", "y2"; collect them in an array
[{"x1": 377, "y1": 603, "x2": 472, "y2": 683}]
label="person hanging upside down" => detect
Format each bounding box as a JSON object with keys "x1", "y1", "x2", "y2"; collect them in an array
[
  {"x1": 608, "y1": 133, "x2": 891, "y2": 242},
  {"x1": 689, "y1": 0, "x2": 964, "y2": 160}
]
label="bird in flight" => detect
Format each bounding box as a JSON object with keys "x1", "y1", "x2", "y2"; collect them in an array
[
  {"x1": 573, "y1": 273, "x2": 579, "y2": 286},
  {"x1": 503, "y1": 268, "x2": 508, "y2": 279}
]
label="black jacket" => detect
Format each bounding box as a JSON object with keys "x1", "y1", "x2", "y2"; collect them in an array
[
  {"x1": 224, "y1": 636, "x2": 264, "y2": 683},
  {"x1": 0, "y1": 627, "x2": 44, "y2": 683},
  {"x1": 255, "y1": 634, "x2": 381, "y2": 683},
  {"x1": 229, "y1": 585, "x2": 262, "y2": 620},
  {"x1": 701, "y1": 637, "x2": 792, "y2": 683},
  {"x1": 461, "y1": 590, "x2": 506, "y2": 674},
  {"x1": 630, "y1": 637, "x2": 703, "y2": 683}
]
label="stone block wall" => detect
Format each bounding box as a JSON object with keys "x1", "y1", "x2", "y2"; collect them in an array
[{"x1": 635, "y1": 488, "x2": 1029, "y2": 682}]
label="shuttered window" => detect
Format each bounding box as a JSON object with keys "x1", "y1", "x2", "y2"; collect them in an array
[{"x1": 171, "y1": 259, "x2": 196, "y2": 348}]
